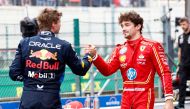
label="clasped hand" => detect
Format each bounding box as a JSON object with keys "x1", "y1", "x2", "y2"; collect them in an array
[{"x1": 85, "y1": 44, "x2": 97, "y2": 58}]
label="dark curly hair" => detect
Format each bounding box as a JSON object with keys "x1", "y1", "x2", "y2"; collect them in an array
[{"x1": 118, "y1": 11, "x2": 143, "y2": 34}]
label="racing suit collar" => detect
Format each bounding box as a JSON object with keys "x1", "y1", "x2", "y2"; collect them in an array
[
  {"x1": 39, "y1": 31, "x2": 55, "y2": 37},
  {"x1": 126, "y1": 36, "x2": 143, "y2": 45}
]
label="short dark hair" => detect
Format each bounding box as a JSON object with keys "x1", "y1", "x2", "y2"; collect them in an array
[
  {"x1": 118, "y1": 11, "x2": 143, "y2": 33},
  {"x1": 179, "y1": 17, "x2": 189, "y2": 24}
]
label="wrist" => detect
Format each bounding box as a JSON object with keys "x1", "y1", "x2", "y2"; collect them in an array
[
  {"x1": 165, "y1": 95, "x2": 174, "y2": 102},
  {"x1": 92, "y1": 53, "x2": 98, "y2": 61}
]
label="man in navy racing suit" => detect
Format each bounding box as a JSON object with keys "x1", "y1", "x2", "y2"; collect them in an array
[{"x1": 9, "y1": 8, "x2": 92, "y2": 109}]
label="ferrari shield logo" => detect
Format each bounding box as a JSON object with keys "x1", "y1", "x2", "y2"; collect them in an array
[{"x1": 140, "y1": 46, "x2": 146, "y2": 51}]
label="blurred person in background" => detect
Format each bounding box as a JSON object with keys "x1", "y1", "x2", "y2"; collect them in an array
[
  {"x1": 86, "y1": 11, "x2": 174, "y2": 109},
  {"x1": 175, "y1": 17, "x2": 190, "y2": 109},
  {"x1": 0, "y1": 0, "x2": 5, "y2": 5},
  {"x1": 9, "y1": 8, "x2": 92, "y2": 109},
  {"x1": 20, "y1": 17, "x2": 39, "y2": 38}
]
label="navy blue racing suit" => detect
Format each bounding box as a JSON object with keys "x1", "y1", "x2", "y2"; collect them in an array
[{"x1": 9, "y1": 31, "x2": 92, "y2": 109}]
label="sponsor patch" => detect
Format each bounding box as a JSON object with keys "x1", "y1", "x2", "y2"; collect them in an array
[
  {"x1": 37, "y1": 84, "x2": 44, "y2": 90},
  {"x1": 119, "y1": 47, "x2": 127, "y2": 54},
  {"x1": 119, "y1": 55, "x2": 126, "y2": 63},
  {"x1": 26, "y1": 60, "x2": 59, "y2": 70},
  {"x1": 127, "y1": 68, "x2": 137, "y2": 80},
  {"x1": 28, "y1": 71, "x2": 55, "y2": 79},
  {"x1": 124, "y1": 88, "x2": 145, "y2": 91},
  {"x1": 29, "y1": 41, "x2": 61, "y2": 49},
  {"x1": 140, "y1": 45, "x2": 146, "y2": 51},
  {"x1": 30, "y1": 49, "x2": 57, "y2": 60},
  {"x1": 120, "y1": 63, "x2": 127, "y2": 68},
  {"x1": 138, "y1": 54, "x2": 144, "y2": 59}
]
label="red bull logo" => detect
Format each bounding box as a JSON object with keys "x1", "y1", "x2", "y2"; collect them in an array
[
  {"x1": 26, "y1": 60, "x2": 59, "y2": 70},
  {"x1": 29, "y1": 49, "x2": 57, "y2": 60}
]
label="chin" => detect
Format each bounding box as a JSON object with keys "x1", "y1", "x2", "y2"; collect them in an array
[
  {"x1": 125, "y1": 35, "x2": 131, "y2": 39},
  {"x1": 54, "y1": 31, "x2": 59, "y2": 34}
]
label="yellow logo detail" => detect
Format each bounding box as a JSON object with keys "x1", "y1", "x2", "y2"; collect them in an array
[
  {"x1": 87, "y1": 56, "x2": 92, "y2": 62},
  {"x1": 119, "y1": 55, "x2": 126, "y2": 62}
]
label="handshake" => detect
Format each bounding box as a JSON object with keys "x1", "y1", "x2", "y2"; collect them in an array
[{"x1": 84, "y1": 44, "x2": 97, "y2": 59}]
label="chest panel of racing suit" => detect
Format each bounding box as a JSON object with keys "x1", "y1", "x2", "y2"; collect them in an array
[{"x1": 119, "y1": 40, "x2": 154, "y2": 86}]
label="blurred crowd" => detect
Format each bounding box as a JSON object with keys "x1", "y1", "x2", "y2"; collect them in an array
[{"x1": 0, "y1": 0, "x2": 146, "y2": 7}]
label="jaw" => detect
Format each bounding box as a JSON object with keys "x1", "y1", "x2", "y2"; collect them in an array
[
  {"x1": 124, "y1": 35, "x2": 131, "y2": 40},
  {"x1": 123, "y1": 32, "x2": 132, "y2": 39}
]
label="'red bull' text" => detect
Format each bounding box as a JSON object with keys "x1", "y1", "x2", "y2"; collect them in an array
[{"x1": 26, "y1": 60, "x2": 59, "y2": 70}]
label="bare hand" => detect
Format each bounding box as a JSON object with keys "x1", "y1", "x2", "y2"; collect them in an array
[
  {"x1": 84, "y1": 44, "x2": 97, "y2": 57},
  {"x1": 164, "y1": 99, "x2": 174, "y2": 109}
]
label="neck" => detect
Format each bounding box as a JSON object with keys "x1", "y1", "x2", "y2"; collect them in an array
[
  {"x1": 51, "y1": 28, "x2": 55, "y2": 33},
  {"x1": 128, "y1": 32, "x2": 141, "y2": 41}
]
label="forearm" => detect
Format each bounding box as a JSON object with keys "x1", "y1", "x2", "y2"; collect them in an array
[
  {"x1": 93, "y1": 55, "x2": 114, "y2": 76},
  {"x1": 178, "y1": 48, "x2": 181, "y2": 64},
  {"x1": 9, "y1": 57, "x2": 24, "y2": 81},
  {"x1": 160, "y1": 72, "x2": 173, "y2": 101},
  {"x1": 9, "y1": 67, "x2": 23, "y2": 81}
]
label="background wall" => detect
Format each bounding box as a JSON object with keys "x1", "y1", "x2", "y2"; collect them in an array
[{"x1": 0, "y1": 1, "x2": 185, "y2": 49}]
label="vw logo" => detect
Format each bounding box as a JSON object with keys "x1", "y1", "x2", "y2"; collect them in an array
[{"x1": 127, "y1": 68, "x2": 137, "y2": 80}]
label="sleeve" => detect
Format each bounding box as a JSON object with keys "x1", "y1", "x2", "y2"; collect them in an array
[
  {"x1": 178, "y1": 35, "x2": 182, "y2": 48},
  {"x1": 9, "y1": 40, "x2": 24, "y2": 81},
  {"x1": 151, "y1": 42, "x2": 173, "y2": 101},
  {"x1": 93, "y1": 47, "x2": 120, "y2": 76},
  {"x1": 65, "y1": 44, "x2": 92, "y2": 76}
]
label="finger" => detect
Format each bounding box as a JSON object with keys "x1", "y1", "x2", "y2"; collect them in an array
[{"x1": 90, "y1": 45, "x2": 96, "y2": 49}]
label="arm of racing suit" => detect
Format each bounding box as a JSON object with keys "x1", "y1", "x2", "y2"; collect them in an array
[
  {"x1": 65, "y1": 44, "x2": 92, "y2": 76},
  {"x1": 151, "y1": 42, "x2": 173, "y2": 101},
  {"x1": 9, "y1": 40, "x2": 24, "y2": 81},
  {"x1": 92, "y1": 46, "x2": 120, "y2": 76}
]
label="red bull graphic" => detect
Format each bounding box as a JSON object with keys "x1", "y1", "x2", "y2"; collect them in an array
[
  {"x1": 26, "y1": 60, "x2": 59, "y2": 70},
  {"x1": 29, "y1": 49, "x2": 57, "y2": 60}
]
